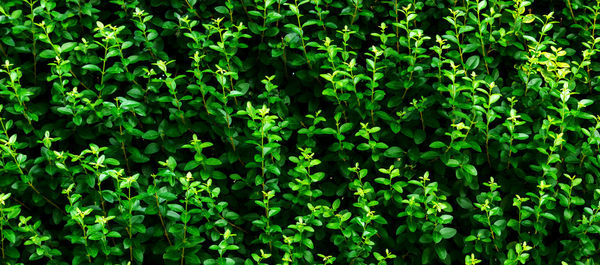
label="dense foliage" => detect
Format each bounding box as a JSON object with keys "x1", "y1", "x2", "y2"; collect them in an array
[{"x1": 1, "y1": 0, "x2": 600, "y2": 264}]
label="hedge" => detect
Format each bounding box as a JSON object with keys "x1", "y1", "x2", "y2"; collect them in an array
[{"x1": 0, "y1": 0, "x2": 600, "y2": 264}]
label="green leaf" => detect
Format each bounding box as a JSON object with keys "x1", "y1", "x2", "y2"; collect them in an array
[
  {"x1": 166, "y1": 78, "x2": 176, "y2": 91},
  {"x1": 5, "y1": 246, "x2": 19, "y2": 258},
  {"x1": 439, "y1": 227, "x2": 457, "y2": 239},
  {"x1": 129, "y1": 147, "x2": 149, "y2": 163},
  {"x1": 386, "y1": 81, "x2": 403, "y2": 90},
  {"x1": 303, "y1": 238, "x2": 314, "y2": 249},
  {"x1": 340, "y1": 123, "x2": 353, "y2": 133},
  {"x1": 184, "y1": 160, "x2": 201, "y2": 171},
  {"x1": 445, "y1": 159, "x2": 460, "y2": 167},
  {"x1": 167, "y1": 156, "x2": 177, "y2": 171},
  {"x1": 541, "y1": 23, "x2": 553, "y2": 33},
  {"x1": 490, "y1": 94, "x2": 502, "y2": 104},
  {"x1": 60, "y1": 42, "x2": 77, "y2": 52},
  {"x1": 414, "y1": 130, "x2": 426, "y2": 144},
  {"x1": 463, "y1": 43, "x2": 480, "y2": 53},
  {"x1": 82, "y1": 64, "x2": 102, "y2": 72},
  {"x1": 430, "y1": 141, "x2": 446, "y2": 148},
  {"x1": 383, "y1": 146, "x2": 403, "y2": 158},
  {"x1": 523, "y1": 14, "x2": 536, "y2": 23},
  {"x1": 107, "y1": 231, "x2": 121, "y2": 238},
  {"x1": 1, "y1": 36, "x2": 15, "y2": 46},
  {"x1": 215, "y1": 6, "x2": 229, "y2": 14},
  {"x1": 435, "y1": 244, "x2": 448, "y2": 260},
  {"x1": 540, "y1": 212, "x2": 558, "y2": 222},
  {"x1": 456, "y1": 197, "x2": 473, "y2": 209},
  {"x1": 420, "y1": 151, "x2": 440, "y2": 160},
  {"x1": 39, "y1": 49, "x2": 56, "y2": 58},
  {"x1": 3, "y1": 229, "x2": 16, "y2": 243},
  {"x1": 357, "y1": 143, "x2": 370, "y2": 151},
  {"x1": 142, "y1": 130, "x2": 160, "y2": 140},
  {"x1": 105, "y1": 158, "x2": 121, "y2": 166},
  {"x1": 205, "y1": 158, "x2": 222, "y2": 166},
  {"x1": 466, "y1": 55, "x2": 480, "y2": 70},
  {"x1": 463, "y1": 164, "x2": 477, "y2": 176},
  {"x1": 133, "y1": 247, "x2": 144, "y2": 262},
  {"x1": 433, "y1": 231, "x2": 442, "y2": 243},
  {"x1": 204, "y1": 259, "x2": 217, "y2": 265},
  {"x1": 144, "y1": 143, "x2": 160, "y2": 154}
]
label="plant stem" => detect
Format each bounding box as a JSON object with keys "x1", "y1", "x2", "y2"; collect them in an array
[
  {"x1": 154, "y1": 188, "x2": 172, "y2": 246},
  {"x1": 180, "y1": 197, "x2": 188, "y2": 265}
]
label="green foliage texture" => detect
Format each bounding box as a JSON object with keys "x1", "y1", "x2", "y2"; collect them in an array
[{"x1": 1, "y1": 0, "x2": 600, "y2": 264}]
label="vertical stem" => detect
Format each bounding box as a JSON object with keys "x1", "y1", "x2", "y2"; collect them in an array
[
  {"x1": 239, "y1": 0, "x2": 250, "y2": 20},
  {"x1": 507, "y1": 138, "x2": 513, "y2": 168},
  {"x1": 565, "y1": 0, "x2": 575, "y2": 22},
  {"x1": 394, "y1": 0, "x2": 400, "y2": 52},
  {"x1": 119, "y1": 125, "x2": 131, "y2": 174},
  {"x1": 486, "y1": 210, "x2": 499, "y2": 252},
  {"x1": 180, "y1": 197, "x2": 188, "y2": 265},
  {"x1": 0, "y1": 43, "x2": 7, "y2": 58},
  {"x1": 184, "y1": 0, "x2": 201, "y2": 18},
  {"x1": 350, "y1": 2, "x2": 359, "y2": 25},
  {"x1": 476, "y1": 8, "x2": 490, "y2": 74},
  {"x1": 81, "y1": 224, "x2": 92, "y2": 263},
  {"x1": 29, "y1": 1, "x2": 38, "y2": 85},
  {"x1": 101, "y1": 40, "x2": 109, "y2": 86},
  {"x1": 127, "y1": 186, "x2": 133, "y2": 262},
  {"x1": 0, "y1": 209, "x2": 4, "y2": 259},
  {"x1": 370, "y1": 53, "x2": 378, "y2": 124},
  {"x1": 294, "y1": 0, "x2": 312, "y2": 69},
  {"x1": 154, "y1": 182, "x2": 172, "y2": 245},
  {"x1": 587, "y1": 9, "x2": 598, "y2": 93},
  {"x1": 281, "y1": 37, "x2": 289, "y2": 78},
  {"x1": 485, "y1": 133, "x2": 491, "y2": 167}
]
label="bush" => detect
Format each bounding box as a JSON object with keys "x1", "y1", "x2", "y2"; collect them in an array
[{"x1": 0, "y1": 0, "x2": 599, "y2": 264}]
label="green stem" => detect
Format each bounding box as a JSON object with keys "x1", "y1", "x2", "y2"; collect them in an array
[
  {"x1": 180, "y1": 197, "x2": 188, "y2": 265},
  {"x1": 128, "y1": 186, "x2": 133, "y2": 262},
  {"x1": 0, "y1": 209, "x2": 4, "y2": 259}
]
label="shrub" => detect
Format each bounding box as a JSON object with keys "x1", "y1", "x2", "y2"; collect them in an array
[{"x1": 0, "y1": 0, "x2": 599, "y2": 264}]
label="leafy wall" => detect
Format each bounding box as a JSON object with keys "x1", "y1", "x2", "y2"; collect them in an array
[{"x1": 0, "y1": 0, "x2": 600, "y2": 264}]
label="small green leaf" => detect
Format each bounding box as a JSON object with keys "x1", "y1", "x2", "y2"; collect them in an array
[
  {"x1": 82, "y1": 64, "x2": 102, "y2": 72},
  {"x1": 523, "y1": 14, "x2": 536, "y2": 23},
  {"x1": 142, "y1": 130, "x2": 160, "y2": 140},
  {"x1": 439, "y1": 227, "x2": 457, "y2": 239},
  {"x1": 1, "y1": 36, "x2": 15, "y2": 46},
  {"x1": 3, "y1": 229, "x2": 16, "y2": 243},
  {"x1": 430, "y1": 141, "x2": 446, "y2": 148},
  {"x1": 463, "y1": 164, "x2": 477, "y2": 176},
  {"x1": 446, "y1": 159, "x2": 460, "y2": 167},
  {"x1": 39, "y1": 49, "x2": 56, "y2": 58},
  {"x1": 215, "y1": 6, "x2": 229, "y2": 14},
  {"x1": 466, "y1": 55, "x2": 480, "y2": 70},
  {"x1": 435, "y1": 244, "x2": 448, "y2": 260},
  {"x1": 540, "y1": 212, "x2": 558, "y2": 222},
  {"x1": 414, "y1": 130, "x2": 426, "y2": 144},
  {"x1": 384, "y1": 146, "x2": 403, "y2": 158},
  {"x1": 206, "y1": 158, "x2": 222, "y2": 166}
]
